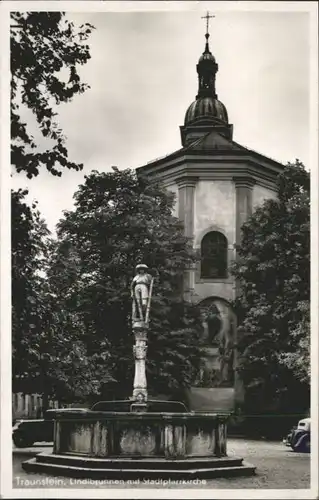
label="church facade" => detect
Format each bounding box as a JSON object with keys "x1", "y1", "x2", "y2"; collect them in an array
[{"x1": 137, "y1": 26, "x2": 285, "y2": 409}]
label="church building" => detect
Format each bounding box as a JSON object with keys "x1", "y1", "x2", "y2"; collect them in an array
[{"x1": 137, "y1": 18, "x2": 285, "y2": 410}]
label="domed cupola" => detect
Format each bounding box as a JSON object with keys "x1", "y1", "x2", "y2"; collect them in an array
[
  {"x1": 180, "y1": 13, "x2": 233, "y2": 146},
  {"x1": 184, "y1": 97, "x2": 228, "y2": 127}
]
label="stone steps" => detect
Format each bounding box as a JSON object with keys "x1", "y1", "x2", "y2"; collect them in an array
[
  {"x1": 22, "y1": 453, "x2": 256, "y2": 479},
  {"x1": 37, "y1": 452, "x2": 244, "y2": 469}
]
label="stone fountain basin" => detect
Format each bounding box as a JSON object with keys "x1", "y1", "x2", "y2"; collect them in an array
[
  {"x1": 22, "y1": 409, "x2": 256, "y2": 478},
  {"x1": 51, "y1": 409, "x2": 228, "y2": 459}
]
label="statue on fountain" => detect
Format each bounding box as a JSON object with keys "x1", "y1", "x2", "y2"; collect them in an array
[
  {"x1": 131, "y1": 264, "x2": 154, "y2": 327},
  {"x1": 130, "y1": 264, "x2": 154, "y2": 405}
]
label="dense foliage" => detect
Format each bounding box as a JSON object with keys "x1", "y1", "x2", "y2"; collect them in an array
[
  {"x1": 12, "y1": 189, "x2": 112, "y2": 405},
  {"x1": 11, "y1": 12, "x2": 94, "y2": 178},
  {"x1": 232, "y1": 160, "x2": 310, "y2": 422},
  {"x1": 12, "y1": 189, "x2": 50, "y2": 393}
]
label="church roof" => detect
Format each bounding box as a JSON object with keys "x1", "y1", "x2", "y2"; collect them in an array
[{"x1": 137, "y1": 129, "x2": 284, "y2": 175}]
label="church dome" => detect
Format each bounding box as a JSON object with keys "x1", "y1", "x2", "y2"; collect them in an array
[{"x1": 184, "y1": 97, "x2": 228, "y2": 126}]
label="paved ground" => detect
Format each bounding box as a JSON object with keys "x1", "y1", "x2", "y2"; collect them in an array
[{"x1": 12, "y1": 439, "x2": 310, "y2": 490}]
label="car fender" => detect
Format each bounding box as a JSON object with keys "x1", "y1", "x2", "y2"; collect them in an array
[
  {"x1": 291, "y1": 430, "x2": 310, "y2": 452},
  {"x1": 294, "y1": 432, "x2": 309, "y2": 447}
]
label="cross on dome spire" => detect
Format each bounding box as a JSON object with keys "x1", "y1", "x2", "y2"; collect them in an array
[
  {"x1": 201, "y1": 11, "x2": 215, "y2": 51},
  {"x1": 201, "y1": 11, "x2": 214, "y2": 36}
]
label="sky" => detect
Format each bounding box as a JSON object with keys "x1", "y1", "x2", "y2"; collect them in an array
[{"x1": 10, "y1": 6, "x2": 311, "y2": 233}]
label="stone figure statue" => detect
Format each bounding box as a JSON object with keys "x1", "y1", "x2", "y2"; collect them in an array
[
  {"x1": 206, "y1": 303, "x2": 222, "y2": 345},
  {"x1": 131, "y1": 264, "x2": 153, "y2": 324},
  {"x1": 131, "y1": 264, "x2": 154, "y2": 403}
]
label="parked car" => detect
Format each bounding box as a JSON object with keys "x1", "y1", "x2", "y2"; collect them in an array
[
  {"x1": 283, "y1": 417, "x2": 310, "y2": 453},
  {"x1": 12, "y1": 408, "x2": 88, "y2": 448}
]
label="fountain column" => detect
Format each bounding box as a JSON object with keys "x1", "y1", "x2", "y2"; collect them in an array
[
  {"x1": 130, "y1": 264, "x2": 154, "y2": 410},
  {"x1": 132, "y1": 324, "x2": 148, "y2": 401}
]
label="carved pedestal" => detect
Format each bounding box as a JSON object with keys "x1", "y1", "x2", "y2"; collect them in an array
[{"x1": 132, "y1": 321, "x2": 148, "y2": 402}]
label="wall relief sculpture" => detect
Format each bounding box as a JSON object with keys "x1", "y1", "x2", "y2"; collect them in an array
[{"x1": 194, "y1": 297, "x2": 235, "y2": 388}]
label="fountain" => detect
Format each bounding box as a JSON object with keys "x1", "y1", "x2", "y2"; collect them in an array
[{"x1": 22, "y1": 264, "x2": 255, "y2": 479}]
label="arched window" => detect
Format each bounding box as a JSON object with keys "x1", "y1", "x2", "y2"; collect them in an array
[{"x1": 200, "y1": 231, "x2": 228, "y2": 279}]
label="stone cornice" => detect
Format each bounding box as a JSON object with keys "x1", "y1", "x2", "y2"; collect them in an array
[
  {"x1": 156, "y1": 164, "x2": 278, "y2": 192},
  {"x1": 232, "y1": 176, "x2": 256, "y2": 189},
  {"x1": 176, "y1": 175, "x2": 199, "y2": 188}
]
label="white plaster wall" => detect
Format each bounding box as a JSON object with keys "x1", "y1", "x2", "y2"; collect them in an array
[
  {"x1": 165, "y1": 183, "x2": 179, "y2": 218},
  {"x1": 194, "y1": 180, "x2": 236, "y2": 246},
  {"x1": 252, "y1": 184, "x2": 277, "y2": 210},
  {"x1": 192, "y1": 180, "x2": 236, "y2": 303}
]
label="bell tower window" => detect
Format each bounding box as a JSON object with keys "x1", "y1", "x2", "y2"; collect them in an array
[{"x1": 200, "y1": 231, "x2": 228, "y2": 279}]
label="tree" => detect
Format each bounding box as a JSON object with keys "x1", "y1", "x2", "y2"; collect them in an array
[
  {"x1": 11, "y1": 12, "x2": 96, "y2": 405},
  {"x1": 11, "y1": 12, "x2": 94, "y2": 178},
  {"x1": 53, "y1": 168, "x2": 204, "y2": 400},
  {"x1": 232, "y1": 160, "x2": 310, "y2": 426},
  {"x1": 278, "y1": 300, "x2": 310, "y2": 385},
  {"x1": 44, "y1": 239, "x2": 114, "y2": 403},
  {"x1": 12, "y1": 189, "x2": 111, "y2": 406},
  {"x1": 11, "y1": 189, "x2": 50, "y2": 393}
]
